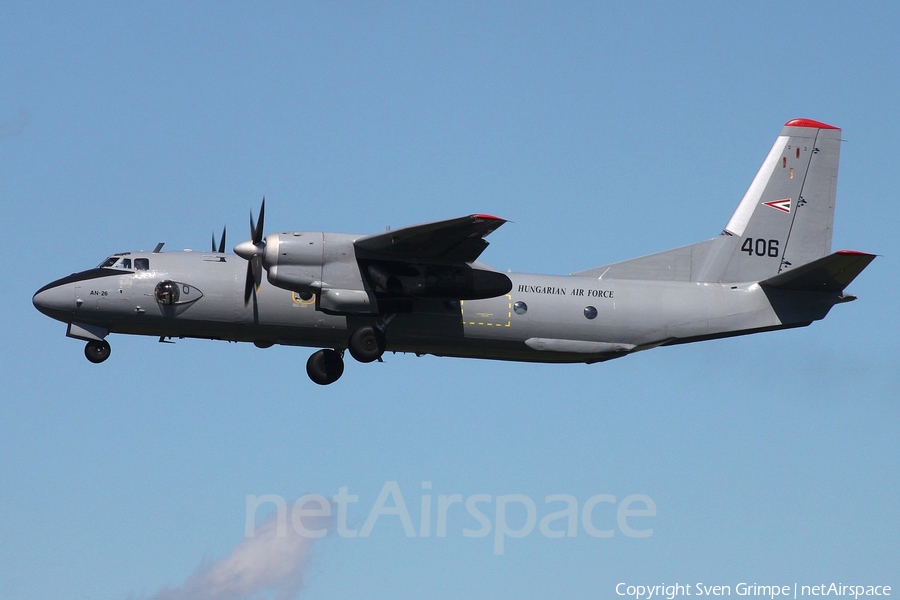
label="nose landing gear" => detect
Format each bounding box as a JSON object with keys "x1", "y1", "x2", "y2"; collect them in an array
[
  {"x1": 306, "y1": 349, "x2": 345, "y2": 385},
  {"x1": 84, "y1": 340, "x2": 111, "y2": 364}
]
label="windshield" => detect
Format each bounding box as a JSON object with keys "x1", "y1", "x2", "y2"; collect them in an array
[
  {"x1": 98, "y1": 254, "x2": 134, "y2": 269},
  {"x1": 98, "y1": 256, "x2": 120, "y2": 268}
]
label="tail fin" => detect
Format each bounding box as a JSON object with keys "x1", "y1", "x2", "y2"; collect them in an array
[
  {"x1": 573, "y1": 119, "x2": 845, "y2": 284},
  {"x1": 719, "y1": 118, "x2": 842, "y2": 282}
]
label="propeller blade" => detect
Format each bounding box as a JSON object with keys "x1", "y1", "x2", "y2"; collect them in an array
[
  {"x1": 239, "y1": 198, "x2": 267, "y2": 306},
  {"x1": 244, "y1": 261, "x2": 255, "y2": 305},
  {"x1": 218, "y1": 226, "x2": 227, "y2": 254},
  {"x1": 253, "y1": 198, "x2": 266, "y2": 244},
  {"x1": 251, "y1": 254, "x2": 262, "y2": 291},
  {"x1": 211, "y1": 232, "x2": 216, "y2": 253}
]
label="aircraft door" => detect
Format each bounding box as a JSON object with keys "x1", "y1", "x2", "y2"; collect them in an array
[{"x1": 460, "y1": 294, "x2": 514, "y2": 338}]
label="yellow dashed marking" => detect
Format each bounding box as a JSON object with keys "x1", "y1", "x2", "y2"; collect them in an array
[{"x1": 460, "y1": 295, "x2": 512, "y2": 327}]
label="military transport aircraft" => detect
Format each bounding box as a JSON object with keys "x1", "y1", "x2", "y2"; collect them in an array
[{"x1": 34, "y1": 119, "x2": 874, "y2": 385}]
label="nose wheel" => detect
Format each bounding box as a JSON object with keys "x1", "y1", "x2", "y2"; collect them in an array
[
  {"x1": 84, "y1": 340, "x2": 111, "y2": 364},
  {"x1": 306, "y1": 349, "x2": 345, "y2": 385}
]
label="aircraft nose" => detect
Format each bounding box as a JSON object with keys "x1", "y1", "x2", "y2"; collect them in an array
[{"x1": 32, "y1": 282, "x2": 74, "y2": 319}]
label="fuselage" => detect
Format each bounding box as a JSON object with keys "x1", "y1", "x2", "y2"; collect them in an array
[
  {"x1": 31, "y1": 120, "x2": 869, "y2": 384},
  {"x1": 32, "y1": 248, "x2": 823, "y2": 365}
]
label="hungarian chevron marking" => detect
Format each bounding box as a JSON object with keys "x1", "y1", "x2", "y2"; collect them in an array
[{"x1": 763, "y1": 198, "x2": 792, "y2": 214}]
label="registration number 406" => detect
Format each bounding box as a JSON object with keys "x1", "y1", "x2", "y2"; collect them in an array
[{"x1": 741, "y1": 238, "x2": 779, "y2": 257}]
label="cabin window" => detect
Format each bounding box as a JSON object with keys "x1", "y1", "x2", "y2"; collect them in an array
[
  {"x1": 584, "y1": 306, "x2": 598, "y2": 319},
  {"x1": 134, "y1": 258, "x2": 150, "y2": 271},
  {"x1": 513, "y1": 301, "x2": 528, "y2": 315}
]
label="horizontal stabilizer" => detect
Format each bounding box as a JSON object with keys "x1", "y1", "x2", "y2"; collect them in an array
[{"x1": 759, "y1": 250, "x2": 875, "y2": 292}]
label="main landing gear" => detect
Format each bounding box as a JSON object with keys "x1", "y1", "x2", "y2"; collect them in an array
[
  {"x1": 306, "y1": 325, "x2": 388, "y2": 385},
  {"x1": 84, "y1": 340, "x2": 111, "y2": 363},
  {"x1": 348, "y1": 325, "x2": 386, "y2": 363}
]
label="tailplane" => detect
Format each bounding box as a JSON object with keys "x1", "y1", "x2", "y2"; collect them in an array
[{"x1": 759, "y1": 250, "x2": 875, "y2": 292}]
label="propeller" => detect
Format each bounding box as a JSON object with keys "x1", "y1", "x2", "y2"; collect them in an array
[
  {"x1": 234, "y1": 198, "x2": 267, "y2": 305},
  {"x1": 211, "y1": 226, "x2": 227, "y2": 253}
]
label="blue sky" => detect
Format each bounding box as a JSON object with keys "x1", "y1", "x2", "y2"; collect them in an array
[{"x1": 2, "y1": 2, "x2": 898, "y2": 598}]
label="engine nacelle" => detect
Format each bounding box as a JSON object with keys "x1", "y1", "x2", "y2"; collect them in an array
[
  {"x1": 263, "y1": 233, "x2": 377, "y2": 314},
  {"x1": 263, "y1": 232, "x2": 325, "y2": 293},
  {"x1": 257, "y1": 231, "x2": 511, "y2": 313},
  {"x1": 318, "y1": 288, "x2": 376, "y2": 314},
  {"x1": 262, "y1": 232, "x2": 325, "y2": 267},
  {"x1": 364, "y1": 262, "x2": 512, "y2": 300}
]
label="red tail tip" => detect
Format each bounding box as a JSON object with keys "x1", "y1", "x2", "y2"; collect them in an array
[{"x1": 784, "y1": 118, "x2": 840, "y2": 130}]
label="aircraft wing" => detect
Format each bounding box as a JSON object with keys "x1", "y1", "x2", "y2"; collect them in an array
[{"x1": 354, "y1": 214, "x2": 507, "y2": 263}]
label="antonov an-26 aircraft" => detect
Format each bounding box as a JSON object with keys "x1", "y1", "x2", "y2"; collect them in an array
[{"x1": 34, "y1": 119, "x2": 874, "y2": 385}]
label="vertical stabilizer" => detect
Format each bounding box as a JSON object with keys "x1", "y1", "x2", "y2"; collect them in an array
[
  {"x1": 719, "y1": 119, "x2": 841, "y2": 282},
  {"x1": 572, "y1": 119, "x2": 845, "y2": 285}
]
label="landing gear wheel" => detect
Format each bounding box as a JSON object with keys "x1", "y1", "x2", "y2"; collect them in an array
[
  {"x1": 306, "y1": 349, "x2": 345, "y2": 385},
  {"x1": 84, "y1": 340, "x2": 111, "y2": 364},
  {"x1": 348, "y1": 326, "x2": 386, "y2": 363}
]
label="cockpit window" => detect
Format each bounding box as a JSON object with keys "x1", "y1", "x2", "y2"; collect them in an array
[
  {"x1": 134, "y1": 258, "x2": 150, "y2": 271},
  {"x1": 99, "y1": 252, "x2": 133, "y2": 268}
]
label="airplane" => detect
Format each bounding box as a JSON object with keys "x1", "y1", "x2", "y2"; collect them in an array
[{"x1": 33, "y1": 119, "x2": 875, "y2": 385}]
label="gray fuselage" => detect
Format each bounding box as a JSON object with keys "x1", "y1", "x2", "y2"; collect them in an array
[{"x1": 33, "y1": 248, "x2": 830, "y2": 364}]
